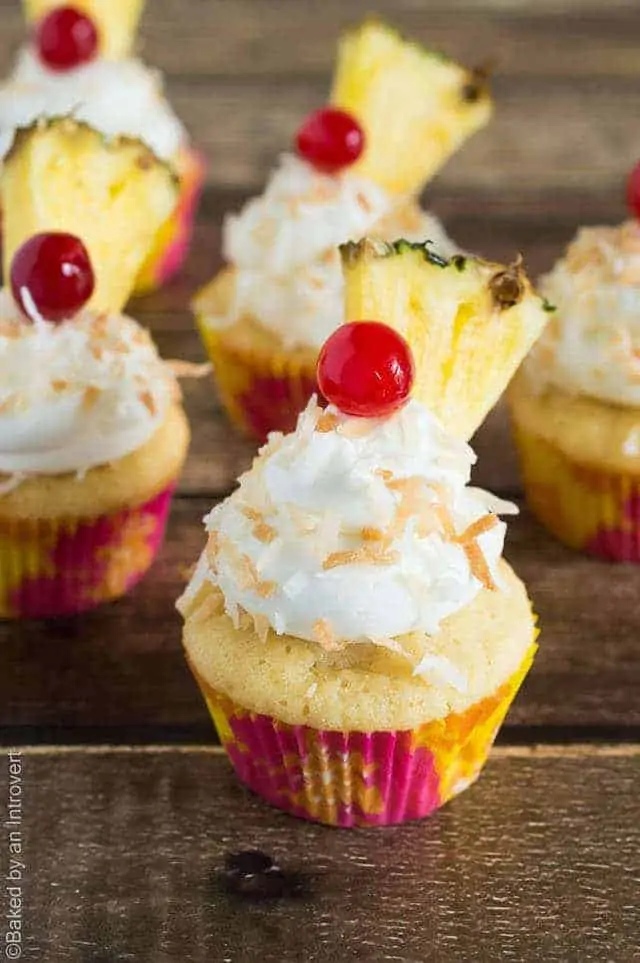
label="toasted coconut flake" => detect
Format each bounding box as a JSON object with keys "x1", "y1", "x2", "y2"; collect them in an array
[
  {"x1": 168, "y1": 360, "x2": 212, "y2": 379},
  {"x1": 356, "y1": 191, "x2": 373, "y2": 214},
  {"x1": 256, "y1": 579, "x2": 278, "y2": 598},
  {"x1": 241, "y1": 505, "x2": 263, "y2": 523},
  {"x1": 312, "y1": 618, "x2": 341, "y2": 652},
  {"x1": 463, "y1": 540, "x2": 497, "y2": 591},
  {"x1": 360, "y1": 526, "x2": 388, "y2": 543},
  {"x1": 455, "y1": 514, "x2": 499, "y2": 544},
  {"x1": 82, "y1": 386, "x2": 100, "y2": 410},
  {"x1": 375, "y1": 468, "x2": 394, "y2": 482},
  {"x1": 323, "y1": 545, "x2": 400, "y2": 570},
  {"x1": 140, "y1": 390, "x2": 157, "y2": 416},
  {"x1": 51, "y1": 379, "x2": 69, "y2": 393},
  {"x1": 434, "y1": 503, "x2": 457, "y2": 541},
  {"x1": 238, "y1": 553, "x2": 260, "y2": 590},
  {"x1": 316, "y1": 411, "x2": 340, "y2": 433},
  {"x1": 253, "y1": 521, "x2": 277, "y2": 544}
]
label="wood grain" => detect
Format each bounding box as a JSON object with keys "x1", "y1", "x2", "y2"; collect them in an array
[
  {"x1": 2, "y1": 497, "x2": 639, "y2": 739},
  {"x1": 4, "y1": 746, "x2": 638, "y2": 962},
  {"x1": 1, "y1": 0, "x2": 640, "y2": 193}
]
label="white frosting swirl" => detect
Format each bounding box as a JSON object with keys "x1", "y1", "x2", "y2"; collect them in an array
[
  {"x1": 529, "y1": 221, "x2": 640, "y2": 407},
  {"x1": 0, "y1": 290, "x2": 177, "y2": 476},
  {"x1": 182, "y1": 398, "x2": 516, "y2": 647},
  {"x1": 0, "y1": 47, "x2": 186, "y2": 162},
  {"x1": 207, "y1": 153, "x2": 457, "y2": 350}
]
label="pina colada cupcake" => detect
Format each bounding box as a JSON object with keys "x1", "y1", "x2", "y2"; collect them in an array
[
  {"x1": 194, "y1": 19, "x2": 493, "y2": 441},
  {"x1": 0, "y1": 121, "x2": 189, "y2": 619},
  {"x1": 0, "y1": 1, "x2": 205, "y2": 295},
  {"x1": 178, "y1": 239, "x2": 548, "y2": 828},
  {"x1": 510, "y1": 169, "x2": 640, "y2": 560}
]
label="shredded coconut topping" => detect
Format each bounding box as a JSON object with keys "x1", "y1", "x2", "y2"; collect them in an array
[
  {"x1": 202, "y1": 153, "x2": 458, "y2": 351},
  {"x1": 0, "y1": 289, "x2": 178, "y2": 478},
  {"x1": 0, "y1": 46, "x2": 186, "y2": 162},
  {"x1": 180, "y1": 398, "x2": 516, "y2": 652},
  {"x1": 527, "y1": 221, "x2": 640, "y2": 407}
]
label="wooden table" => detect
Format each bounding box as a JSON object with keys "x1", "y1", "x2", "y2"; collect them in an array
[{"x1": 2, "y1": 1, "x2": 640, "y2": 960}]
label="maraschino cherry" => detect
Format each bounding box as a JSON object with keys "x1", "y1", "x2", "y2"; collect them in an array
[
  {"x1": 627, "y1": 161, "x2": 640, "y2": 219},
  {"x1": 35, "y1": 6, "x2": 99, "y2": 72},
  {"x1": 11, "y1": 233, "x2": 95, "y2": 323},
  {"x1": 317, "y1": 321, "x2": 414, "y2": 418},
  {"x1": 296, "y1": 108, "x2": 364, "y2": 174}
]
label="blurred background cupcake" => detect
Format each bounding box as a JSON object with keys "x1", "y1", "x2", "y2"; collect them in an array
[
  {"x1": 178, "y1": 237, "x2": 548, "y2": 827},
  {"x1": 0, "y1": 0, "x2": 206, "y2": 295},
  {"x1": 194, "y1": 19, "x2": 493, "y2": 442},
  {"x1": 510, "y1": 167, "x2": 640, "y2": 561},
  {"x1": 0, "y1": 117, "x2": 189, "y2": 618}
]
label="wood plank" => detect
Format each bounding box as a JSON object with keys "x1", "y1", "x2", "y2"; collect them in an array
[
  {"x1": 0, "y1": 2, "x2": 639, "y2": 191},
  {"x1": 2, "y1": 497, "x2": 639, "y2": 738},
  {"x1": 5, "y1": 746, "x2": 638, "y2": 962}
]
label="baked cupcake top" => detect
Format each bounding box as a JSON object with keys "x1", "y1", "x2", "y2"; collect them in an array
[
  {"x1": 528, "y1": 221, "x2": 640, "y2": 407},
  {"x1": 180, "y1": 390, "x2": 516, "y2": 671},
  {"x1": 0, "y1": 46, "x2": 187, "y2": 163}
]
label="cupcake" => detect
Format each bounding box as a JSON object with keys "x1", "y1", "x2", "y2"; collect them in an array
[
  {"x1": 178, "y1": 238, "x2": 548, "y2": 827},
  {"x1": 509, "y1": 198, "x2": 640, "y2": 560},
  {"x1": 0, "y1": 120, "x2": 189, "y2": 618},
  {"x1": 0, "y1": 0, "x2": 206, "y2": 295},
  {"x1": 194, "y1": 19, "x2": 493, "y2": 441}
]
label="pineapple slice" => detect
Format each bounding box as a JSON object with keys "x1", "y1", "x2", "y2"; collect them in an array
[
  {"x1": 2, "y1": 118, "x2": 178, "y2": 313},
  {"x1": 22, "y1": 0, "x2": 144, "y2": 60},
  {"x1": 330, "y1": 20, "x2": 492, "y2": 197},
  {"x1": 341, "y1": 239, "x2": 550, "y2": 440}
]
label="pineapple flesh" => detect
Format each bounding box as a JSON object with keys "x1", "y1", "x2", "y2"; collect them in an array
[
  {"x1": 341, "y1": 239, "x2": 550, "y2": 440},
  {"x1": 22, "y1": 0, "x2": 145, "y2": 60},
  {"x1": 330, "y1": 20, "x2": 492, "y2": 197},
  {"x1": 2, "y1": 118, "x2": 178, "y2": 313}
]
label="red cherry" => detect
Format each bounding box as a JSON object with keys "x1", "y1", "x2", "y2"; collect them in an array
[
  {"x1": 317, "y1": 321, "x2": 415, "y2": 418},
  {"x1": 35, "y1": 6, "x2": 99, "y2": 72},
  {"x1": 296, "y1": 108, "x2": 365, "y2": 174},
  {"x1": 11, "y1": 233, "x2": 95, "y2": 323},
  {"x1": 627, "y1": 161, "x2": 640, "y2": 219}
]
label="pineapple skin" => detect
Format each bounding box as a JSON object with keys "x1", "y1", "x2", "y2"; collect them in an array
[
  {"x1": 2, "y1": 118, "x2": 178, "y2": 314},
  {"x1": 330, "y1": 20, "x2": 493, "y2": 197},
  {"x1": 341, "y1": 239, "x2": 550, "y2": 441},
  {"x1": 22, "y1": 0, "x2": 145, "y2": 59}
]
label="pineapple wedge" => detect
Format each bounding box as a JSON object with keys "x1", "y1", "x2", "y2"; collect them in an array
[
  {"x1": 2, "y1": 118, "x2": 178, "y2": 314},
  {"x1": 22, "y1": 0, "x2": 145, "y2": 60},
  {"x1": 330, "y1": 20, "x2": 492, "y2": 197},
  {"x1": 341, "y1": 239, "x2": 550, "y2": 440}
]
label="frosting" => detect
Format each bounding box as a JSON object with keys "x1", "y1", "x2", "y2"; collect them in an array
[
  {"x1": 181, "y1": 398, "x2": 516, "y2": 653},
  {"x1": 0, "y1": 47, "x2": 186, "y2": 162},
  {"x1": 529, "y1": 221, "x2": 640, "y2": 407},
  {"x1": 207, "y1": 153, "x2": 457, "y2": 350},
  {"x1": 0, "y1": 289, "x2": 178, "y2": 476}
]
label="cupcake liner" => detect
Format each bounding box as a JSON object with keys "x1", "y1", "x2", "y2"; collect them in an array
[
  {"x1": 134, "y1": 146, "x2": 206, "y2": 295},
  {"x1": 0, "y1": 483, "x2": 175, "y2": 619},
  {"x1": 513, "y1": 421, "x2": 640, "y2": 561},
  {"x1": 189, "y1": 643, "x2": 536, "y2": 827},
  {"x1": 197, "y1": 317, "x2": 319, "y2": 441}
]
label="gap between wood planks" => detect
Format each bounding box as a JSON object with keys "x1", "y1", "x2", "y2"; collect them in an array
[{"x1": 11, "y1": 743, "x2": 640, "y2": 757}]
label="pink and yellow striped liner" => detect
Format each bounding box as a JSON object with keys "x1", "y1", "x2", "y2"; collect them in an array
[
  {"x1": 197, "y1": 318, "x2": 319, "y2": 442},
  {"x1": 189, "y1": 642, "x2": 536, "y2": 827},
  {"x1": 0, "y1": 484, "x2": 175, "y2": 619},
  {"x1": 134, "y1": 146, "x2": 206, "y2": 296}
]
